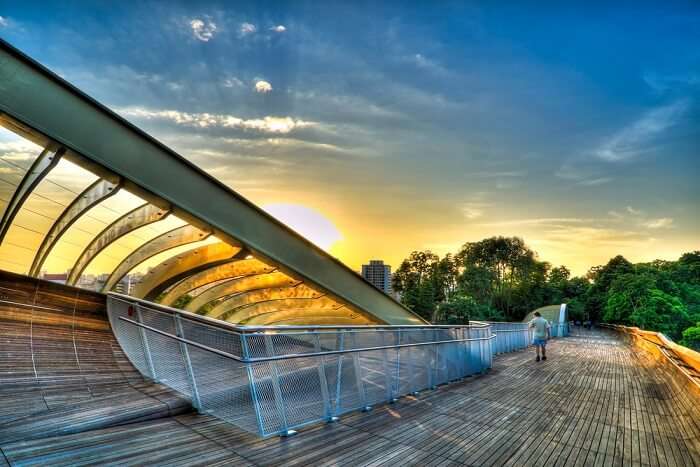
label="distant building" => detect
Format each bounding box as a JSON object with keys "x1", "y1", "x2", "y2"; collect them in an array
[{"x1": 361, "y1": 260, "x2": 392, "y2": 295}]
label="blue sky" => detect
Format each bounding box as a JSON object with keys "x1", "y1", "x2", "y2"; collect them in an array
[{"x1": 1, "y1": 1, "x2": 698, "y2": 274}]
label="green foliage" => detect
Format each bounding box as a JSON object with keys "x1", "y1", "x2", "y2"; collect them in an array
[
  {"x1": 681, "y1": 323, "x2": 700, "y2": 351},
  {"x1": 394, "y1": 239, "x2": 698, "y2": 348},
  {"x1": 396, "y1": 236, "x2": 590, "y2": 323}
]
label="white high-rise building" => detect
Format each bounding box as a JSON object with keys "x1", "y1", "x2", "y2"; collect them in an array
[{"x1": 361, "y1": 260, "x2": 392, "y2": 295}]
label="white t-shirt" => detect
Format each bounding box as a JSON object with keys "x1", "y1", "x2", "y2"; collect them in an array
[{"x1": 530, "y1": 317, "x2": 551, "y2": 339}]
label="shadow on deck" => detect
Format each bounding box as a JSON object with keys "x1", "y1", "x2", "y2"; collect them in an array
[{"x1": 0, "y1": 271, "x2": 698, "y2": 466}]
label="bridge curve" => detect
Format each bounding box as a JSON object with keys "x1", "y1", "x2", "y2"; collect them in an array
[{"x1": 1, "y1": 271, "x2": 698, "y2": 465}]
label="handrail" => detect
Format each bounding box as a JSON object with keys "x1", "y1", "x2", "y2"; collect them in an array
[
  {"x1": 602, "y1": 323, "x2": 700, "y2": 374},
  {"x1": 118, "y1": 316, "x2": 496, "y2": 363}
]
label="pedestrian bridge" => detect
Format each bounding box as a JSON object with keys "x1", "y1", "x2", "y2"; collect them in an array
[
  {"x1": 1, "y1": 37, "x2": 699, "y2": 466},
  {"x1": 1, "y1": 271, "x2": 699, "y2": 466}
]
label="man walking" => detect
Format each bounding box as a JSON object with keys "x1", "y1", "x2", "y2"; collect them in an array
[{"x1": 529, "y1": 311, "x2": 551, "y2": 362}]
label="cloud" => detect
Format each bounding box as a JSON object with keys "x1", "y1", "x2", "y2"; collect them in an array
[
  {"x1": 577, "y1": 177, "x2": 612, "y2": 186},
  {"x1": 626, "y1": 206, "x2": 643, "y2": 216},
  {"x1": 117, "y1": 107, "x2": 316, "y2": 134},
  {"x1": 222, "y1": 77, "x2": 244, "y2": 88},
  {"x1": 594, "y1": 99, "x2": 690, "y2": 162},
  {"x1": 642, "y1": 217, "x2": 674, "y2": 229},
  {"x1": 481, "y1": 218, "x2": 593, "y2": 227},
  {"x1": 461, "y1": 204, "x2": 484, "y2": 220},
  {"x1": 240, "y1": 22, "x2": 257, "y2": 36},
  {"x1": 254, "y1": 80, "x2": 272, "y2": 93},
  {"x1": 0, "y1": 16, "x2": 7, "y2": 27},
  {"x1": 189, "y1": 18, "x2": 217, "y2": 42},
  {"x1": 643, "y1": 72, "x2": 700, "y2": 93},
  {"x1": 271, "y1": 25, "x2": 286, "y2": 33}
]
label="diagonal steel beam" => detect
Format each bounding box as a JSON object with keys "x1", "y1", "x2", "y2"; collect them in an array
[
  {"x1": 101, "y1": 223, "x2": 212, "y2": 292},
  {"x1": 158, "y1": 258, "x2": 276, "y2": 307},
  {"x1": 30, "y1": 177, "x2": 121, "y2": 277},
  {"x1": 0, "y1": 146, "x2": 63, "y2": 244},
  {"x1": 66, "y1": 203, "x2": 170, "y2": 285},
  {"x1": 201, "y1": 272, "x2": 302, "y2": 317},
  {"x1": 130, "y1": 242, "x2": 241, "y2": 301}
]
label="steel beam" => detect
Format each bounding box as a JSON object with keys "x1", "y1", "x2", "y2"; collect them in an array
[
  {"x1": 159, "y1": 258, "x2": 276, "y2": 307},
  {"x1": 66, "y1": 203, "x2": 170, "y2": 285},
  {"x1": 130, "y1": 242, "x2": 241, "y2": 300},
  {"x1": 102, "y1": 224, "x2": 212, "y2": 292},
  {"x1": 30, "y1": 177, "x2": 121, "y2": 277},
  {"x1": 0, "y1": 146, "x2": 63, "y2": 244},
  {"x1": 0, "y1": 40, "x2": 424, "y2": 325}
]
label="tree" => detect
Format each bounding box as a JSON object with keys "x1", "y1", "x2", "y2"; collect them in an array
[
  {"x1": 604, "y1": 272, "x2": 690, "y2": 339},
  {"x1": 585, "y1": 255, "x2": 634, "y2": 322},
  {"x1": 456, "y1": 236, "x2": 546, "y2": 320},
  {"x1": 681, "y1": 323, "x2": 700, "y2": 351},
  {"x1": 392, "y1": 250, "x2": 441, "y2": 320}
]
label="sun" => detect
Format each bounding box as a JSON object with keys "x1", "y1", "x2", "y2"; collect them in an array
[{"x1": 262, "y1": 203, "x2": 342, "y2": 252}]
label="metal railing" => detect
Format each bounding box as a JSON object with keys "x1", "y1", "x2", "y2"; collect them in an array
[
  {"x1": 107, "y1": 294, "x2": 495, "y2": 437},
  {"x1": 486, "y1": 322, "x2": 531, "y2": 354}
]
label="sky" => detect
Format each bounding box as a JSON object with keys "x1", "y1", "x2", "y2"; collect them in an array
[{"x1": 1, "y1": 1, "x2": 698, "y2": 276}]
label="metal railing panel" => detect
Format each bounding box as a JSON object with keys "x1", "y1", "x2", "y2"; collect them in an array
[{"x1": 107, "y1": 294, "x2": 497, "y2": 438}]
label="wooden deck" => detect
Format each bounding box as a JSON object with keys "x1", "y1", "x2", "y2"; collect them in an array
[{"x1": 0, "y1": 271, "x2": 698, "y2": 466}]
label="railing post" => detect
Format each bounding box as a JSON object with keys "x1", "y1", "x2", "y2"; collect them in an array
[
  {"x1": 429, "y1": 328, "x2": 437, "y2": 389},
  {"x1": 263, "y1": 334, "x2": 292, "y2": 436},
  {"x1": 174, "y1": 314, "x2": 202, "y2": 410},
  {"x1": 381, "y1": 329, "x2": 394, "y2": 401},
  {"x1": 313, "y1": 332, "x2": 335, "y2": 422},
  {"x1": 241, "y1": 333, "x2": 266, "y2": 436},
  {"x1": 333, "y1": 331, "x2": 345, "y2": 415},
  {"x1": 135, "y1": 306, "x2": 157, "y2": 380},
  {"x1": 350, "y1": 331, "x2": 370, "y2": 411},
  {"x1": 393, "y1": 329, "x2": 402, "y2": 399}
]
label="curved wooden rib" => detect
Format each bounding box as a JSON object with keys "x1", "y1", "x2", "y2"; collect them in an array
[
  {"x1": 67, "y1": 203, "x2": 170, "y2": 285},
  {"x1": 225, "y1": 296, "x2": 340, "y2": 324},
  {"x1": 31, "y1": 178, "x2": 121, "y2": 277},
  {"x1": 158, "y1": 258, "x2": 276, "y2": 306},
  {"x1": 101, "y1": 224, "x2": 212, "y2": 292},
  {"x1": 0, "y1": 147, "x2": 63, "y2": 244},
  {"x1": 201, "y1": 272, "x2": 301, "y2": 317},
  {"x1": 130, "y1": 242, "x2": 241, "y2": 300},
  {"x1": 241, "y1": 307, "x2": 373, "y2": 325},
  {"x1": 198, "y1": 284, "x2": 320, "y2": 318}
]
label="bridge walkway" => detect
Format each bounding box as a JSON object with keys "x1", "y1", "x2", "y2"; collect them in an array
[{"x1": 3, "y1": 328, "x2": 699, "y2": 466}]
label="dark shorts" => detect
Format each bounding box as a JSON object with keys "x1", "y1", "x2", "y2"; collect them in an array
[{"x1": 533, "y1": 338, "x2": 547, "y2": 347}]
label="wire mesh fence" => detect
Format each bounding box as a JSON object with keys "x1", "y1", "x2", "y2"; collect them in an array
[
  {"x1": 107, "y1": 294, "x2": 495, "y2": 437},
  {"x1": 486, "y1": 321, "x2": 532, "y2": 354}
]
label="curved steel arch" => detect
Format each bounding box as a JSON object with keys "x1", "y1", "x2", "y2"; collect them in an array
[
  {"x1": 0, "y1": 147, "x2": 63, "y2": 244},
  {"x1": 66, "y1": 203, "x2": 170, "y2": 285},
  {"x1": 102, "y1": 224, "x2": 212, "y2": 292},
  {"x1": 131, "y1": 242, "x2": 241, "y2": 300},
  {"x1": 224, "y1": 296, "x2": 340, "y2": 324},
  {"x1": 30, "y1": 177, "x2": 121, "y2": 277},
  {"x1": 158, "y1": 258, "x2": 276, "y2": 306},
  {"x1": 197, "y1": 284, "x2": 321, "y2": 317},
  {"x1": 241, "y1": 307, "x2": 372, "y2": 326},
  {"x1": 202, "y1": 272, "x2": 302, "y2": 317}
]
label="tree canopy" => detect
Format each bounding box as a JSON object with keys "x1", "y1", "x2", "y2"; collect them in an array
[{"x1": 392, "y1": 237, "x2": 700, "y2": 350}]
